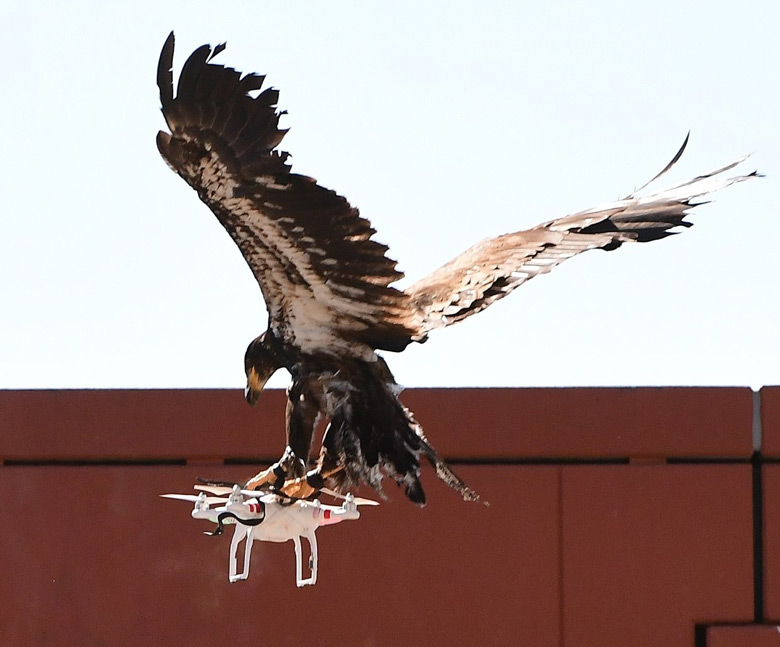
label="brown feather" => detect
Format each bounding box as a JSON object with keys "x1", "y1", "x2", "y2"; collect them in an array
[
  {"x1": 408, "y1": 152, "x2": 759, "y2": 333},
  {"x1": 157, "y1": 34, "x2": 416, "y2": 355}
]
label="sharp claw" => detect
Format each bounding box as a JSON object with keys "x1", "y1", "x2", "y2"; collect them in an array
[
  {"x1": 245, "y1": 448, "x2": 309, "y2": 491},
  {"x1": 243, "y1": 466, "x2": 277, "y2": 490},
  {"x1": 280, "y1": 476, "x2": 316, "y2": 499}
]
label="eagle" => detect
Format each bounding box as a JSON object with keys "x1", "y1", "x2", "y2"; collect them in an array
[{"x1": 156, "y1": 33, "x2": 758, "y2": 505}]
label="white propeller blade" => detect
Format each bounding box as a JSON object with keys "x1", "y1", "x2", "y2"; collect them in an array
[
  {"x1": 193, "y1": 483, "x2": 378, "y2": 505},
  {"x1": 195, "y1": 485, "x2": 277, "y2": 499},
  {"x1": 161, "y1": 494, "x2": 227, "y2": 505},
  {"x1": 194, "y1": 485, "x2": 234, "y2": 496},
  {"x1": 320, "y1": 488, "x2": 379, "y2": 506}
]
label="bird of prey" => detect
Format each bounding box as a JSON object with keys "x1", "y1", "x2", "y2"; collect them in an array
[{"x1": 156, "y1": 32, "x2": 758, "y2": 505}]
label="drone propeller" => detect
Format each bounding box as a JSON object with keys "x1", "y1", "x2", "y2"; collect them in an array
[
  {"x1": 195, "y1": 476, "x2": 239, "y2": 488},
  {"x1": 195, "y1": 484, "x2": 303, "y2": 503},
  {"x1": 194, "y1": 484, "x2": 234, "y2": 496},
  {"x1": 195, "y1": 484, "x2": 282, "y2": 500},
  {"x1": 320, "y1": 488, "x2": 380, "y2": 506},
  {"x1": 194, "y1": 483, "x2": 378, "y2": 506},
  {"x1": 160, "y1": 493, "x2": 227, "y2": 505}
]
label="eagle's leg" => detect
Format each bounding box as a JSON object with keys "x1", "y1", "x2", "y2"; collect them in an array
[
  {"x1": 244, "y1": 378, "x2": 320, "y2": 491},
  {"x1": 284, "y1": 378, "x2": 321, "y2": 473}
]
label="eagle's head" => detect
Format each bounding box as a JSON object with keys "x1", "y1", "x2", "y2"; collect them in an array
[{"x1": 244, "y1": 332, "x2": 282, "y2": 406}]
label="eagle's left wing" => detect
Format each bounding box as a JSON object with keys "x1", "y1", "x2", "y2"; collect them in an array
[{"x1": 407, "y1": 138, "x2": 759, "y2": 335}]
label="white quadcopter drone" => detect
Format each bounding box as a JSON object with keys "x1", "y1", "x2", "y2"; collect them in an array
[{"x1": 162, "y1": 484, "x2": 377, "y2": 586}]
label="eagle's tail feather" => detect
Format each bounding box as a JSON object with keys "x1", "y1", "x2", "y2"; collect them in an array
[
  {"x1": 421, "y1": 440, "x2": 483, "y2": 504},
  {"x1": 320, "y1": 358, "x2": 481, "y2": 505}
]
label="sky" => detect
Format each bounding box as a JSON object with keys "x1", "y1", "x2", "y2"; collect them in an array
[{"x1": 1, "y1": 1, "x2": 778, "y2": 390}]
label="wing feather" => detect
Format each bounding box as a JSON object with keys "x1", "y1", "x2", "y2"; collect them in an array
[
  {"x1": 159, "y1": 34, "x2": 759, "y2": 349},
  {"x1": 157, "y1": 33, "x2": 415, "y2": 355},
  {"x1": 408, "y1": 142, "x2": 759, "y2": 333}
]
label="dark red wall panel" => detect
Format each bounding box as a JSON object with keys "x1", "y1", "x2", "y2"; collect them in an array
[
  {"x1": 0, "y1": 388, "x2": 286, "y2": 460},
  {"x1": 404, "y1": 386, "x2": 753, "y2": 459},
  {"x1": 0, "y1": 388, "x2": 766, "y2": 646},
  {"x1": 0, "y1": 389, "x2": 285, "y2": 459},
  {"x1": 761, "y1": 386, "x2": 780, "y2": 457},
  {"x1": 403, "y1": 387, "x2": 752, "y2": 458},
  {"x1": 0, "y1": 386, "x2": 754, "y2": 461},
  {"x1": 0, "y1": 464, "x2": 560, "y2": 647},
  {"x1": 561, "y1": 465, "x2": 754, "y2": 647},
  {"x1": 762, "y1": 465, "x2": 780, "y2": 620},
  {"x1": 707, "y1": 625, "x2": 780, "y2": 646}
]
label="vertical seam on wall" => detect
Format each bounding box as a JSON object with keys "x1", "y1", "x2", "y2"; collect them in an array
[
  {"x1": 754, "y1": 389, "x2": 763, "y2": 452},
  {"x1": 752, "y1": 388, "x2": 765, "y2": 622},
  {"x1": 558, "y1": 465, "x2": 565, "y2": 647}
]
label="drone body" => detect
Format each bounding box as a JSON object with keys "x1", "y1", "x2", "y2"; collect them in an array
[{"x1": 162, "y1": 485, "x2": 372, "y2": 585}]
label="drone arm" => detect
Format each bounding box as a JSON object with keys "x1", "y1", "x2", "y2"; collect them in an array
[{"x1": 316, "y1": 503, "x2": 360, "y2": 527}]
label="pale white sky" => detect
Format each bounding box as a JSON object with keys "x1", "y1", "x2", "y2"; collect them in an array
[{"x1": 1, "y1": 1, "x2": 778, "y2": 390}]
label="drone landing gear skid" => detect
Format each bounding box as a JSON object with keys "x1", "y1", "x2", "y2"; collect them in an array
[
  {"x1": 228, "y1": 525, "x2": 318, "y2": 587},
  {"x1": 228, "y1": 524, "x2": 254, "y2": 583},
  {"x1": 293, "y1": 531, "x2": 318, "y2": 587}
]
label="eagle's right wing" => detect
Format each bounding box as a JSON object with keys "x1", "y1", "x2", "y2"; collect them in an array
[
  {"x1": 157, "y1": 33, "x2": 416, "y2": 356},
  {"x1": 408, "y1": 138, "x2": 759, "y2": 335}
]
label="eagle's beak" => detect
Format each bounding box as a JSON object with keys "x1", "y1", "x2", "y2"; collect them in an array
[{"x1": 244, "y1": 367, "x2": 269, "y2": 406}]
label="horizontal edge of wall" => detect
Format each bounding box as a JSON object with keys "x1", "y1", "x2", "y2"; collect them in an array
[{"x1": 0, "y1": 386, "x2": 756, "y2": 462}]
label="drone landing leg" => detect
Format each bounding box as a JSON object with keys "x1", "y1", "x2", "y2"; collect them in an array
[
  {"x1": 243, "y1": 528, "x2": 254, "y2": 579},
  {"x1": 306, "y1": 530, "x2": 318, "y2": 586},
  {"x1": 229, "y1": 526, "x2": 251, "y2": 583},
  {"x1": 293, "y1": 531, "x2": 318, "y2": 587}
]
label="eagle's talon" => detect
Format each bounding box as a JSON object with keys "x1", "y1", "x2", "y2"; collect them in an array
[
  {"x1": 277, "y1": 446, "x2": 307, "y2": 479},
  {"x1": 244, "y1": 446, "x2": 307, "y2": 491},
  {"x1": 280, "y1": 476, "x2": 317, "y2": 499},
  {"x1": 243, "y1": 466, "x2": 278, "y2": 491}
]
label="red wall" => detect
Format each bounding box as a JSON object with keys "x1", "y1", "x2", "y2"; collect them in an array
[{"x1": 0, "y1": 387, "x2": 776, "y2": 646}]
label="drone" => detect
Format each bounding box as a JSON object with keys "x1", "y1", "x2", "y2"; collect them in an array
[{"x1": 162, "y1": 484, "x2": 377, "y2": 586}]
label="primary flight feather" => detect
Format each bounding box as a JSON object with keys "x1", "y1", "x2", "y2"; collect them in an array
[{"x1": 157, "y1": 32, "x2": 758, "y2": 504}]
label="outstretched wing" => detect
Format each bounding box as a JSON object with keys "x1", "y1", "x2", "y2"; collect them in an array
[
  {"x1": 156, "y1": 33, "x2": 416, "y2": 355},
  {"x1": 407, "y1": 137, "x2": 759, "y2": 334}
]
